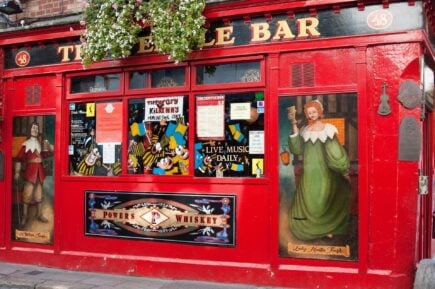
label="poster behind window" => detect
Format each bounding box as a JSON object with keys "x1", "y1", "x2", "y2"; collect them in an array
[
  {"x1": 12, "y1": 115, "x2": 55, "y2": 244},
  {"x1": 196, "y1": 95, "x2": 225, "y2": 140},
  {"x1": 194, "y1": 92, "x2": 265, "y2": 178},
  {"x1": 278, "y1": 94, "x2": 358, "y2": 261},
  {"x1": 69, "y1": 102, "x2": 122, "y2": 176},
  {"x1": 128, "y1": 96, "x2": 189, "y2": 175}
]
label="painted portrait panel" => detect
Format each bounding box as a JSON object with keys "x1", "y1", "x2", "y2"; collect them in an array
[
  {"x1": 279, "y1": 94, "x2": 358, "y2": 260},
  {"x1": 11, "y1": 115, "x2": 55, "y2": 244}
]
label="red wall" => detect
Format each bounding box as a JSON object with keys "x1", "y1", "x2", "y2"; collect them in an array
[{"x1": 366, "y1": 43, "x2": 421, "y2": 273}]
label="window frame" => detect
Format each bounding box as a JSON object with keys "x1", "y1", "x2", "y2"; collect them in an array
[
  {"x1": 124, "y1": 63, "x2": 190, "y2": 96},
  {"x1": 126, "y1": 93, "x2": 190, "y2": 176},
  {"x1": 191, "y1": 56, "x2": 266, "y2": 92},
  {"x1": 66, "y1": 68, "x2": 124, "y2": 100},
  {"x1": 193, "y1": 90, "x2": 266, "y2": 178},
  {"x1": 63, "y1": 57, "x2": 267, "y2": 182}
]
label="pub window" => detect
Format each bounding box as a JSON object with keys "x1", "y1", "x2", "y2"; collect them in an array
[
  {"x1": 129, "y1": 67, "x2": 186, "y2": 90},
  {"x1": 278, "y1": 93, "x2": 358, "y2": 261},
  {"x1": 127, "y1": 96, "x2": 189, "y2": 175},
  {"x1": 70, "y1": 73, "x2": 121, "y2": 94},
  {"x1": 196, "y1": 61, "x2": 261, "y2": 85},
  {"x1": 194, "y1": 91, "x2": 265, "y2": 178},
  {"x1": 69, "y1": 101, "x2": 123, "y2": 176}
]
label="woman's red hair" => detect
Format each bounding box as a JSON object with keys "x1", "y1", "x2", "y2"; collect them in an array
[{"x1": 303, "y1": 100, "x2": 324, "y2": 119}]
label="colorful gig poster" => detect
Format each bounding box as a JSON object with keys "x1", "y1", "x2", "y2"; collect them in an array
[
  {"x1": 12, "y1": 115, "x2": 55, "y2": 244},
  {"x1": 69, "y1": 101, "x2": 122, "y2": 176},
  {"x1": 85, "y1": 191, "x2": 236, "y2": 246},
  {"x1": 279, "y1": 94, "x2": 358, "y2": 261},
  {"x1": 128, "y1": 96, "x2": 189, "y2": 175},
  {"x1": 194, "y1": 92, "x2": 265, "y2": 178}
]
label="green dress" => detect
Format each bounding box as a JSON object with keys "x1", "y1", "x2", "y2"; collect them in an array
[{"x1": 288, "y1": 123, "x2": 350, "y2": 241}]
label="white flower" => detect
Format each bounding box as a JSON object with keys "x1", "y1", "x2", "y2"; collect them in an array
[{"x1": 82, "y1": 0, "x2": 205, "y2": 64}]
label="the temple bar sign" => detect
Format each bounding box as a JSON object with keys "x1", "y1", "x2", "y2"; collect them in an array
[
  {"x1": 7, "y1": 14, "x2": 321, "y2": 68},
  {"x1": 140, "y1": 17, "x2": 319, "y2": 54},
  {"x1": 3, "y1": 2, "x2": 423, "y2": 68},
  {"x1": 55, "y1": 17, "x2": 318, "y2": 62},
  {"x1": 57, "y1": 17, "x2": 319, "y2": 62}
]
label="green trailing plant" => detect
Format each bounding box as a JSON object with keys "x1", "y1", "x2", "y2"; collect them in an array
[{"x1": 80, "y1": 0, "x2": 207, "y2": 65}]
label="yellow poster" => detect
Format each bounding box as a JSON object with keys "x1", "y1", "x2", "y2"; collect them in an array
[{"x1": 86, "y1": 103, "x2": 95, "y2": 117}]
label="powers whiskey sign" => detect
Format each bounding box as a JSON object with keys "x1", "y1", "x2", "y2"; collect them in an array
[{"x1": 85, "y1": 191, "x2": 236, "y2": 246}]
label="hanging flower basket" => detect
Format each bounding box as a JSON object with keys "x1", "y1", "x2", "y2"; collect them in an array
[{"x1": 80, "y1": 0, "x2": 207, "y2": 65}]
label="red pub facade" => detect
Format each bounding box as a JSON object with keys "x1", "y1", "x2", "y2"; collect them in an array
[{"x1": 0, "y1": 0, "x2": 434, "y2": 288}]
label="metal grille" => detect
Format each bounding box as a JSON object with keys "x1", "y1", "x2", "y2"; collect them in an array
[
  {"x1": 25, "y1": 85, "x2": 41, "y2": 106},
  {"x1": 291, "y1": 64, "x2": 302, "y2": 87},
  {"x1": 290, "y1": 63, "x2": 314, "y2": 87},
  {"x1": 303, "y1": 63, "x2": 314, "y2": 87}
]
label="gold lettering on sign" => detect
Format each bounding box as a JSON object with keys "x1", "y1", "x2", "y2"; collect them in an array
[
  {"x1": 138, "y1": 36, "x2": 154, "y2": 53},
  {"x1": 57, "y1": 45, "x2": 82, "y2": 62},
  {"x1": 288, "y1": 243, "x2": 350, "y2": 257},
  {"x1": 16, "y1": 230, "x2": 50, "y2": 242},
  {"x1": 205, "y1": 26, "x2": 235, "y2": 47},
  {"x1": 250, "y1": 17, "x2": 319, "y2": 43},
  {"x1": 57, "y1": 45, "x2": 74, "y2": 62},
  {"x1": 93, "y1": 208, "x2": 227, "y2": 229},
  {"x1": 297, "y1": 17, "x2": 320, "y2": 38},
  {"x1": 250, "y1": 22, "x2": 271, "y2": 42},
  {"x1": 73, "y1": 44, "x2": 82, "y2": 60},
  {"x1": 54, "y1": 16, "x2": 321, "y2": 62},
  {"x1": 272, "y1": 20, "x2": 296, "y2": 40}
]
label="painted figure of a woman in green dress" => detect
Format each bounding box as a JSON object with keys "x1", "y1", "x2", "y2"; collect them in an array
[{"x1": 287, "y1": 100, "x2": 351, "y2": 241}]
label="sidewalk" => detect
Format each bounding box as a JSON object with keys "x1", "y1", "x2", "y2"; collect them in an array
[{"x1": 0, "y1": 261, "x2": 289, "y2": 289}]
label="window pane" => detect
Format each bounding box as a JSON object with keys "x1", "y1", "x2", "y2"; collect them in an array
[
  {"x1": 129, "y1": 68, "x2": 185, "y2": 90},
  {"x1": 196, "y1": 61, "x2": 260, "y2": 85},
  {"x1": 71, "y1": 74, "x2": 120, "y2": 94},
  {"x1": 129, "y1": 71, "x2": 150, "y2": 89},
  {"x1": 278, "y1": 93, "x2": 358, "y2": 261},
  {"x1": 151, "y1": 68, "x2": 185, "y2": 88},
  {"x1": 194, "y1": 92, "x2": 265, "y2": 178},
  {"x1": 128, "y1": 96, "x2": 189, "y2": 175},
  {"x1": 69, "y1": 101, "x2": 123, "y2": 176}
]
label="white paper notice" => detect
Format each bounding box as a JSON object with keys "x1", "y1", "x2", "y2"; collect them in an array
[
  {"x1": 196, "y1": 95, "x2": 225, "y2": 139},
  {"x1": 102, "y1": 143, "x2": 116, "y2": 164},
  {"x1": 249, "y1": 131, "x2": 264, "y2": 154},
  {"x1": 144, "y1": 96, "x2": 184, "y2": 122},
  {"x1": 230, "y1": 102, "x2": 251, "y2": 120}
]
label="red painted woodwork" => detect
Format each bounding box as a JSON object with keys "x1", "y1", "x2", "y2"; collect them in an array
[
  {"x1": 0, "y1": 1, "x2": 433, "y2": 289},
  {"x1": 8, "y1": 75, "x2": 58, "y2": 112},
  {"x1": 279, "y1": 48, "x2": 358, "y2": 88}
]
